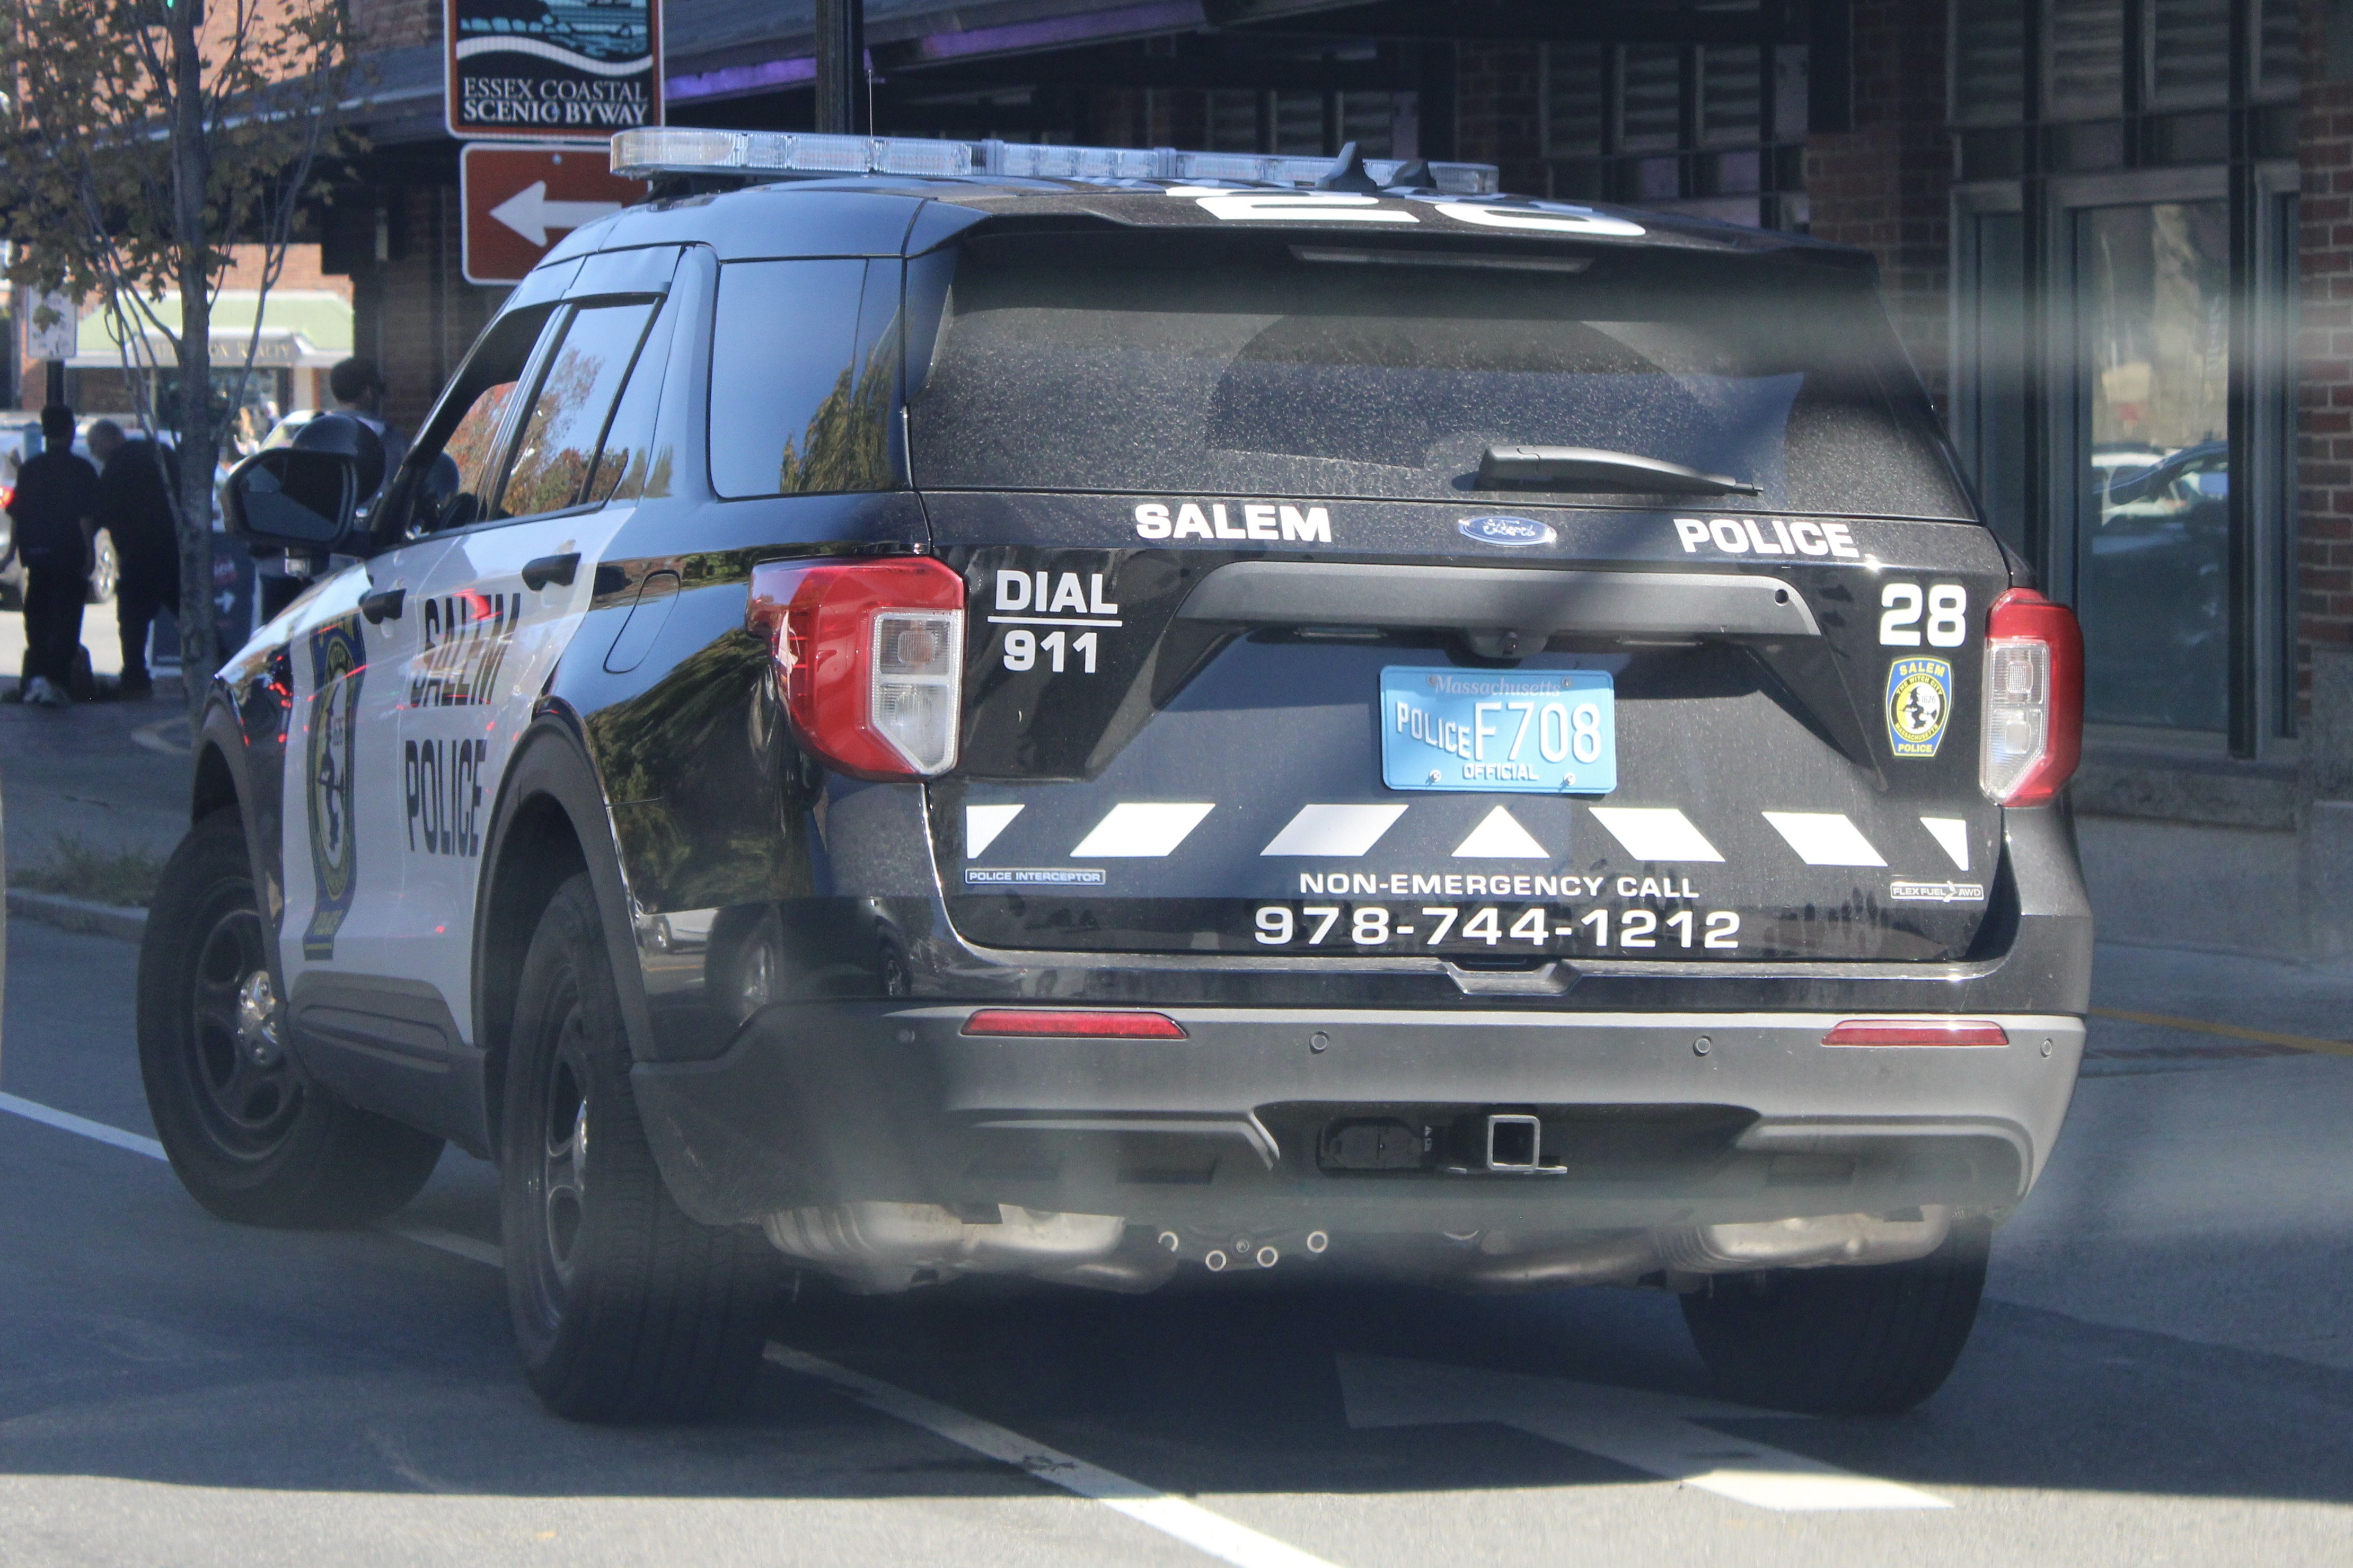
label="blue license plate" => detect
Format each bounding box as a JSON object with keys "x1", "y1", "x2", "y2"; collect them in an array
[{"x1": 1380, "y1": 667, "x2": 1616, "y2": 794}]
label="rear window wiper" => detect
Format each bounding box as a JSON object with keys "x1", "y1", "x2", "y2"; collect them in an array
[{"x1": 1477, "y1": 445, "x2": 1760, "y2": 497}]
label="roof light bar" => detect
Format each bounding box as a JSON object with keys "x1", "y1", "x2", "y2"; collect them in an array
[{"x1": 610, "y1": 128, "x2": 1497, "y2": 194}]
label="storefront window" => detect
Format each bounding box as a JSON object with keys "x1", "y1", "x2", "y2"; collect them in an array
[{"x1": 2075, "y1": 200, "x2": 2229, "y2": 732}]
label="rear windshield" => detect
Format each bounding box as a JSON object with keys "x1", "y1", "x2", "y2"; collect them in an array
[{"x1": 907, "y1": 233, "x2": 1970, "y2": 519}]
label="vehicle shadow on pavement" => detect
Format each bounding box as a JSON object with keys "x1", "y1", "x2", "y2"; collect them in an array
[{"x1": 6, "y1": 1136, "x2": 2353, "y2": 1523}]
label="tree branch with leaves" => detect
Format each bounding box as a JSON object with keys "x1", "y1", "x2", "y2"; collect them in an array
[{"x1": 0, "y1": 0, "x2": 357, "y2": 718}]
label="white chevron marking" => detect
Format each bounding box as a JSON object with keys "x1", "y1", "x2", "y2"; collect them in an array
[
  {"x1": 1762, "y1": 811, "x2": 1887, "y2": 867},
  {"x1": 1071, "y1": 802, "x2": 1217, "y2": 858},
  {"x1": 964, "y1": 803, "x2": 1024, "y2": 858},
  {"x1": 1920, "y1": 816, "x2": 1970, "y2": 872},
  {"x1": 1451, "y1": 805, "x2": 1549, "y2": 859},
  {"x1": 1261, "y1": 803, "x2": 1409, "y2": 857},
  {"x1": 1588, "y1": 807, "x2": 1723, "y2": 863}
]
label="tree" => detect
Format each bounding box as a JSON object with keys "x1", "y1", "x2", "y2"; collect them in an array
[{"x1": 0, "y1": 0, "x2": 357, "y2": 720}]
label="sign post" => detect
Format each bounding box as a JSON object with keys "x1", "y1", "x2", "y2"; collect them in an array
[
  {"x1": 460, "y1": 145, "x2": 648, "y2": 285},
  {"x1": 25, "y1": 291, "x2": 75, "y2": 409},
  {"x1": 445, "y1": 0, "x2": 662, "y2": 141}
]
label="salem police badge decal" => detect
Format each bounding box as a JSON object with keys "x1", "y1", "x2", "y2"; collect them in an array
[
  {"x1": 302, "y1": 615, "x2": 366, "y2": 960},
  {"x1": 1885, "y1": 656, "x2": 1952, "y2": 758}
]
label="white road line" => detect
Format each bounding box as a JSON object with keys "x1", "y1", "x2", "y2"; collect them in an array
[
  {"x1": 378, "y1": 1219, "x2": 506, "y2": 1268},
  {"x1": 0, "y1": 1088, "x2": 1353, "y2": 1566},
  {"x1": 1339, "y1": 1352, "x2": 1947, "y2": 1512},
  {"x1": 767, "y1": 1345, "x2": 1344, "y2": 1568},
  {"x1": 0, "y1": 1090, "x2": 166, "y2": 1159},
  {"x1": 0, "y1": 1093, "x2": 503, "y2": 1267}
]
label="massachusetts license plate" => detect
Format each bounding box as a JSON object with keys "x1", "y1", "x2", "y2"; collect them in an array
[{"x1": 1380, "y1": 667, "x2": 1616, "y2": 794}]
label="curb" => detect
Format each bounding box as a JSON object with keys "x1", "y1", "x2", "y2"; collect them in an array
[{"x1": 7, "y1": 889, "x2": 148, "y2": 942}]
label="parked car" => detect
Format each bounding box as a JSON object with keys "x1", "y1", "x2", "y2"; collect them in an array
[{"x1": 2079, "y1": 439, "x2": 2227, "y2": 731}]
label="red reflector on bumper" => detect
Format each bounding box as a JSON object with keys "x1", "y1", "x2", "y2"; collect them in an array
[
  {"x1": 962, "y1": 1009, "x2": 1189, "y2": 1040},
  {"x1": 1822, "y1": 1019, "x2": 2010, "y2": 1048}
]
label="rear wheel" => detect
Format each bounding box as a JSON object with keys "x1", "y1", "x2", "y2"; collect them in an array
[
  {"x1": 137, "y1": 807, "x2": 444, "y2": 1226},
  {"x1": 501, "y1": 873, "x2": 778, "y2": 1422},
  {"x1": 1679, "y1": 1220, "x2": 1991, "y2": 1414}
]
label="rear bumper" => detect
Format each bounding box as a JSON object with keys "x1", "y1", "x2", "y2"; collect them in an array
[{"x1": 633, "y1": 1003, "x2": 2084, "y2": 1248}]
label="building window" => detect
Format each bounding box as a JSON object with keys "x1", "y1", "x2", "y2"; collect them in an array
[
  {"x1": 2074, "y1": 201, "x2": 2232, "y2": 732},
  {"x1": 2046, "y1": 0, "x2": 2127, "y2": 119},
  {"x1": 1618, "y1": 44, "x2": 1682, "y2": 150},
  {"x1": 2149, "y1": 0, "x2": 2231, "y2": 109},
  {"x1": 1544, "y1": 42, "x2": 1606, "y2": 157},
  {"x1": 1541, "y1": 36, "x2": 1804, "y2": 226},
  {"x1": 1954, "y1": 0, "x2": 2029, "y2": 125},
  {"x1": 2259, "y1": 0, "x2": 2304, "y2": 97},
  {"x1": 1700, "y1": 45, "x2": 1761, "y2": 145}
]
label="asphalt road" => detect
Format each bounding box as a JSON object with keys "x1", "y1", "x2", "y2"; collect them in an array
[{"x1": 3, "y1": 914, "x2": 2351, "y2": 1565}]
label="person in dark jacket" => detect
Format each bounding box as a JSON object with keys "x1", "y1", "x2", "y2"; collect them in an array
[
  {"x1": 7, "y1": 406, "x2": 98, "y2": 707},
  {"x1": 89, "y1": 420, "x2": 180, "y2": 697}
]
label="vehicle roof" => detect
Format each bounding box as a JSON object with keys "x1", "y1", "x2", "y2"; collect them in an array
[{"x1": 541, "y1": 174, "x2": 1872, "y2": 274}]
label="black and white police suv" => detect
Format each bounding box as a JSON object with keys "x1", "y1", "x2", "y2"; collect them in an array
[{"x1": 140, "y1": 127, "x2": 2091, "y2": 1421}]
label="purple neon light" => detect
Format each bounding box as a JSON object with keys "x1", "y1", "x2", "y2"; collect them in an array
[
  {"x1": 667, "y1": 1, "x2": 1204, "y2": 104},
  {"x1": 668, "y1": 55, "x2": 818, "y2": 103},
  {"x1": 913, "y1": 1, "x2": 1204, "y2": 62}
]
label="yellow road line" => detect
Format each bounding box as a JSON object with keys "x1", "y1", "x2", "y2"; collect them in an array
[{"x1": 2086, "y1": 1006, "x2": 2353, "y2": 1059}]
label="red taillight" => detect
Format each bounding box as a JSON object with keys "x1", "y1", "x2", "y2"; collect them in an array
[
  {"x1": 1979, "y1": 588, "x2": 2082, "y2": 807},
  {"x1": 746, "y1": 556, "x2": 966, "y2": 779},
  {"x1": 1822, "y1": 1018, "x2": 2010, "y2": 1048},
  {"x1": 962, "y1": 1009, "x2": 1189, "y2": 1040}
]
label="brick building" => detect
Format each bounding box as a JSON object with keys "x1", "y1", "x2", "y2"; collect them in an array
[{"x1": 324, "y1": 0, "x2": 2336, "y2": 950}]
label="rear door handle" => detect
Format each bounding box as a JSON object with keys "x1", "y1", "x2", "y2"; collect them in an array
[
  {"x1": 522, "y1": 553, "x2": 580, "y2": 591},
  {"x1": 359, "y1": 587, "x2": 405, "y2": 624}
]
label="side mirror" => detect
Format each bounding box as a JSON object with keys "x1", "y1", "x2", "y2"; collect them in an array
[
  {"x1": 223, "y1": 413, "x2": 386, "y2": 553},
  {"x1": 223, "y1": 447, "x2": 360, "y2": 547}
]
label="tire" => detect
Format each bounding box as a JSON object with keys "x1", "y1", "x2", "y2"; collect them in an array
[
  {"x1": 502, "y1": 872, "x2": 778, "y2": 1422},
  {"x1": 137, "y1": 807, "x2": 445, "y2": 1227},
  {"x1": 1679, "y1": 1220, "x2": 1991, "y2": 1415}
]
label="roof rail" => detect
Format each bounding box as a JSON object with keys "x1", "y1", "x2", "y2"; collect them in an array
[{"x1": 607, "y1": 127, "x2": 1499, "y2": 195}]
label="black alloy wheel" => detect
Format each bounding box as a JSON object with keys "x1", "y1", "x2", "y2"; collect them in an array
[
  {"x1": 181, "y1": 896, "x2": 304, "y2": 1157},
  {"x1": 137, "y1": 807, "x2": 444, "y2": 1227},
  {"x1": 501, "y1": 872, "x2": 778, "y2": 1422}
]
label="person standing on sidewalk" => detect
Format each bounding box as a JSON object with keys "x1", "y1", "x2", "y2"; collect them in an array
[
  {"x1": 87, "y1": 419, "x2": 179, "y2": 698},
  {"x1": 7, "y1": 406, "x2": 98, "y2": 708}
]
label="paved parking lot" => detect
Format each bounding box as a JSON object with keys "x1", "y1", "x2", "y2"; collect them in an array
[{"x1": 4, "y1": 905, "x2": 2352, "y2": 1566}]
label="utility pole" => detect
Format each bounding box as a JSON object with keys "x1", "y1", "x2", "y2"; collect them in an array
[{"x1": 814, "y1": 0, "x2": 863, "y2": 136}]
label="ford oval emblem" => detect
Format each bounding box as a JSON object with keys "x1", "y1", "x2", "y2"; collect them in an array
[{"x1": 1458, "y1": 515, "x2": 1556, "y2": 548}]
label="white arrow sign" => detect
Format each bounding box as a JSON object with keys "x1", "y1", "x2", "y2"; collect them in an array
[
  {"x1": 1337, "y1": 1352, "x2": 1950, "y2": 1512},
  {"x1": 487, "y1": 181, "x2": 624, "y2": 247}
]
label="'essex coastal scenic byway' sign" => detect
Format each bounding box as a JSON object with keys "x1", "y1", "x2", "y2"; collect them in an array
[{"x1": 445, "y1": 0, "x2": 662, "y2": 142}]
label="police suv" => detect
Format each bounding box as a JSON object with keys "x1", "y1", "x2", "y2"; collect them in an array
[{"x1": 140, "y1": 127, "x2": 2091, "y2": 1422}]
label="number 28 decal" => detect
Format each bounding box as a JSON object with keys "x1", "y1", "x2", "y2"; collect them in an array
[{"x1": 1880, "y1": 582, "x2": 1968, "y2": 648}]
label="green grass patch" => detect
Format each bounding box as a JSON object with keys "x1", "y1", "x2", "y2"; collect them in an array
[{"x1": 10, "y1": 836, "x2": 166, "y2": 908}]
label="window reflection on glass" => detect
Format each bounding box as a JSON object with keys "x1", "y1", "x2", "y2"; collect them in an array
[
  {"x1": 2076, "y1": 200, "x2": 2228, "y2": 732},
  {"x1": 585, "y1": 301, "x2": 669, "y2": 505},
  {"x1": 442, "y1": 380, "x2": 520, "y2": 524},
  {"x1": 500, "y1": 302, "x2": 655, "y2": 519}
]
